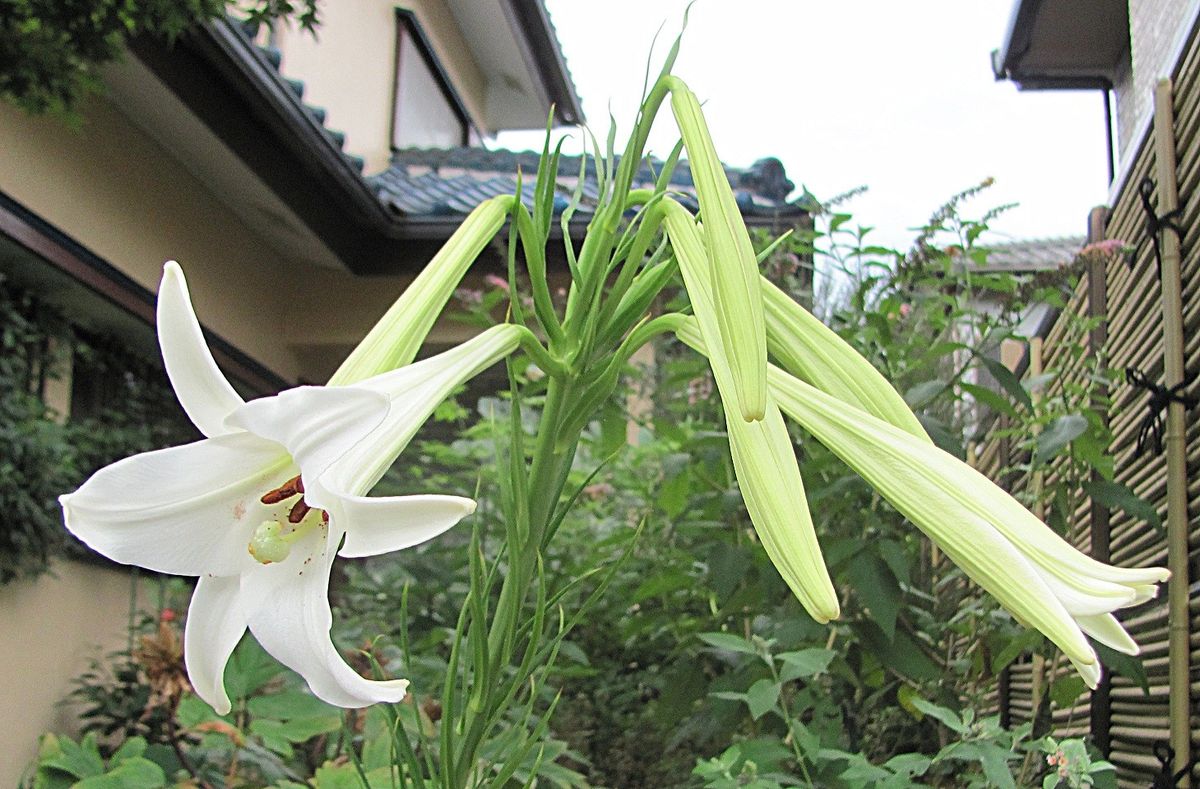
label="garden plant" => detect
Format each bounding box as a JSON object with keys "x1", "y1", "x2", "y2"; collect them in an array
[{"x1": 27, "y1": 25, "x2": 1166, "y2": 789}]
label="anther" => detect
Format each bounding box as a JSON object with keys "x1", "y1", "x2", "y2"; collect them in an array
[
  {"x1": 288, "y1": 499, "x2": 312, "y2": 524},
  {"x1": 261, "y1": 474, "x2": 303, "y2": 504}
]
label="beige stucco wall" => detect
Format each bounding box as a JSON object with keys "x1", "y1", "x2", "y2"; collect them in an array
[
  {"x1": 0, "y1": 92, "x2": 451, "y2": 386},
  {"x1": 0, "y1": 561, "x2": 144, "y2": 786},
  {"x1": 273, "y1": 0, "x2": 487, "y2": 174},
  {"x1": 0, "y1": 96, "x2": 308, "y2": 381}
]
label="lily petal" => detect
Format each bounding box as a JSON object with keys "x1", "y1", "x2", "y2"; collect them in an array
[
  {"x1": 185, "y1": 575, "x2": 247, "y2": 715},
  {"x1": 322, "y1": 324, "x2": 523, "y2": 497},
  {"x1": 224, "y1": 386, "x2": 390, "y2": 488},
  {"x1": 333, "y1": 494, "x2": 477, "y2": 558},
  {"x1": 242, "y1": 526, "x2": 409, "y2": 708},
  {"x1": 157, "y1": 262, "x2": 245, "y2": 437},
  {"x1": 60, "y1": 433, "x2": 287, "y2": 576},
  {"x1": 1077, "y1": 613, "x2": 1140, "y2": 655}
]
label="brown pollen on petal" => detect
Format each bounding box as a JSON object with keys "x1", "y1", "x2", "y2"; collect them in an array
[{"x1": 261, "y1": 475, "x2": 303, "y2": 505}]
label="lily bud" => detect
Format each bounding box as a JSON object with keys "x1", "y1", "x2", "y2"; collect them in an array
[
  {"x1": 668, "y1": 77, "x2": 767, "y2": 421},
  {"x1": 329, "y1": 196, "x2": 512, "y2": 385},
  {"x1": 665, "y1": 204, "x2": 838, "y2": 623},
  {"x1": 761, "y1": 278, "x2": 929, "y2": 441},
  {"x1": 766, "y1": 364, "x2": 1169, "y2": 688}
]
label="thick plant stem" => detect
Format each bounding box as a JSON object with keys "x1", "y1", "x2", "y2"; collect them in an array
[{"x1": 452, "y1": 375, "x2": 579, "y2": 786}]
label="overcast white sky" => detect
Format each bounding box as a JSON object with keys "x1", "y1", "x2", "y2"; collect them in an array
[{"x1": 493, "y1": 0, "x2": 1110, "y2": 253}]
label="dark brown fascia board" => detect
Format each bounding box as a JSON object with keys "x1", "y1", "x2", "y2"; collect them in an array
[
  {"x1": 129, "y1": 21, "x2": 455, "y2": 275},
  {"x1": 500, "y1": 0, "x2": 584, "y2": 126},
  {"x1": 992, "y1": 0, "x2": 1118, "y2": 90},
  {"x1": 0, "y1": 190, "x2": 289, "y2": 395}
]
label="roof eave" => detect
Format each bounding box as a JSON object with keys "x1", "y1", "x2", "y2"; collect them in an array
[
  {"x1": 991, "y1": 0, "x2": 1127, "y2": 91},
  {"x1": 500, "y1": 0, "x2": 584, "y2": 126}
]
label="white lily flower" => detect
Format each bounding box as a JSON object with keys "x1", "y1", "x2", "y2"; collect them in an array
[
  {"x1": 765, "y1": 363, "x2": 1169, "y2": 688},
  {"x1": 60, "y1": 262, "x2": 521, "y2": 713}
]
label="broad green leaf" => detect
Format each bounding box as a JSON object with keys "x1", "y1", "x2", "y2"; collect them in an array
[
  {"x1": 632, "y1": 569, "x2": 694, "y2": 602},
  {"x1": 850, "y1": 621, "x2": 941, "y2": 681},
  {"x1": 1050, "y1": 675, "x2": 1088, "y2": 709},
  {"x1": 73, "y1": 759, "x2": 165, "y2": 789},
  {"x1": 846, "y1": 553, "x2": 901, "y2": 640},
  {"x1": 109, "y1": 737, "x2": 148, "y2": 763},
  {"x1": 224, "y1": 637, "x2": 283, "y2": 700},
  {"x1": 42, "y1": 733, "x2": 104, "y2": 779},
  {"x1": 249, "y1": 719, "x2": 294, "y2": 757},
  {"x1": 1082, "y1": 480, "x2": 1163, "y2": 534},
  {"x1": 908, "y1": 697, "x2": 967, "y2": 734},
  {"x1": 698, "y1": 632, "x2": 758, "y2": 656},
  {"x1": 778, "y1": 648, "x2": 835, "y2": 682},
  {"x1": 1034, "y1": 414, "x2": 1089, "y2": 463},
  {"x1": 980, "y1": 357, "x2": 1033, "y2": 412},
  {"x1": 975, "y1": 744, "x2": 1016, "y2": 789},
  {"x1": 1094, "y1": 642, "x2": 1150, "y2": 694},
  {"x1": 904, "y1": 380, "x2": 945, "y2": 409},
  {"x1": 991, "y1": 629, "x2": 1044, "y2": 673},
  {"x1": 248, "y1": 690, "x2": 337, "y2": 722},
  {"x1": 746, "y1": 679, "x2": 781, "y2": 720},
  {"x1": 959, "y1": 381, "x2": 1018, "y2": 418}
]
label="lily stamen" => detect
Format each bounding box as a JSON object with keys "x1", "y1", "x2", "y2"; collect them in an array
[
  {"x1": 261, "y1": 475, "x2": 304, "y2": 505},
  {"x1": 288, "y1": 499, "x2": 312, "y2": 524}
]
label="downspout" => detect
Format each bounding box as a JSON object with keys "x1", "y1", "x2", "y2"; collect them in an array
[
  {"x1": 1151, "y1": 77, "x2": 1191, "y2": 787},
  {"x1": 1103, "y1": 88, "x2": 1116, "y2": 185}
]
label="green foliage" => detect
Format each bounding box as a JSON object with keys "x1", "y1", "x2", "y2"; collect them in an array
[
  {"x1": 0, "y1": 0, "x2": 319, "y2": 119},
  {"x1": 0, "y1": 274, "x2": 192, "y2": 584},
  {"x1": 31, "y1": 733, "x2": 165, "y2": 789}
]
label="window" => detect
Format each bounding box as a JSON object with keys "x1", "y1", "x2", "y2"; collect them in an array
[{"x1": 392, "y1": 10, "x2": 472, "y2": 149}]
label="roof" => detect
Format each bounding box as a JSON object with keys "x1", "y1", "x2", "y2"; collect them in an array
[
  {"x1": 371, "y1": 147, "x2": 806, "y2": 224},
  {"x1": 982, "y1": 236, "x2": 1085, "y2": 271},
  {"x1": 130, "y1": 12, "x2": 803, "y2": 274},
  {"x1": 991, "y1": 0, "x2": 1129, "y2": 89},
  {"x1": 237, "y1": 19, "x2": 366, "y2": 174}
]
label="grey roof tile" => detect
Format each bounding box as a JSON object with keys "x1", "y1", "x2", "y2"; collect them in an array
[
  {"x1": 983, "y1": 236, "x2": 1085, "y2": 271},
  {"x1": 370, "y1": 146, "x2": 806, "y2": 221}
]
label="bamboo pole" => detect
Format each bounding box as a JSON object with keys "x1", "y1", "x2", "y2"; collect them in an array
[
  {"x1": 1153, "y1": 77, "x2": 1191, "y2": 786},
  {"x1": 1029, "y1": 337, "x2": 1047, "y2": 716},
  {"x1": 1085, "y1": 206, "x2": 1113, "y2": 757}
]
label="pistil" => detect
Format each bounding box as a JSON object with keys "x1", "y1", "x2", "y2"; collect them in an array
[{"x1": 249, "y1": 475, "x2": 329, "y2": 564}]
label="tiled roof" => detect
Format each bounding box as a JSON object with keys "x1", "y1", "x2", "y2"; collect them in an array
[
  {"x1": 235, "y1": 19, "x2": 365, "y2": 173},
  {"x1": 369, "y1": 147, "x2": 807, "y2": 220},
  {"x1": 983, "y1": 236, "x2": 1085, "y2": 271}
]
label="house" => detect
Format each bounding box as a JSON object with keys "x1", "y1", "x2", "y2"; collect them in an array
[
  {"x1": 0, "y1": 1, "x2": 809, "y2": 779},
  {"x1": 992, "y1": 1, "x2": 1198, "y2": 784}
]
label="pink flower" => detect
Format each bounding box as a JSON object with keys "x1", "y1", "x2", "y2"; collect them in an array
[{"x1": 484, "y1": 274, "x2": 510, "y2": 292}]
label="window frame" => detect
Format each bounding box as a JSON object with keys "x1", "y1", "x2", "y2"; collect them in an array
[{"x1": 391, "y1": 8, "x2": 476, "y2": 150}]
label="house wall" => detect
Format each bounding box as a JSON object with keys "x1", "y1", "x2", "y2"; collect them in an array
[
  {"x1": 0, "y1": 95, "x2": 305, "y2": 382},
  {"x1": 272, "y1": 0, "x2": 487, "y2": 175},
  {"x1": 0, "y1": 562, "x2": 146, "y2": 786},
  {"x1": 1117, "y1": 0, "x2": 1200, "y2": 160}
]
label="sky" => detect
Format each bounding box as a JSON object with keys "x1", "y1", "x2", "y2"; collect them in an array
[{"x1": 493, "y1": 0, "x2": 1111, "y2": 254}]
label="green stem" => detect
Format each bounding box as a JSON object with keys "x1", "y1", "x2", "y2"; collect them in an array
[{"x1": 451, "y1": 376, "x2": 579, "y2": 786}]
